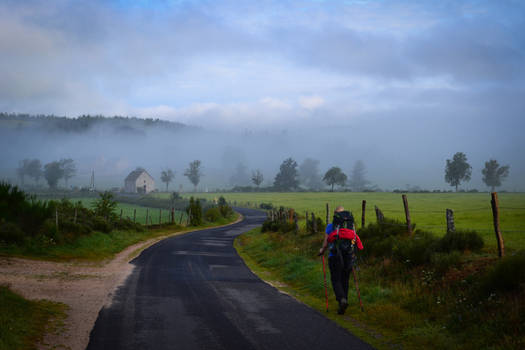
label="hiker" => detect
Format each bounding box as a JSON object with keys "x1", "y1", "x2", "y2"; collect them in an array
[{"x1": 319, "y1": 206, "x2": 363, "y2": 314}]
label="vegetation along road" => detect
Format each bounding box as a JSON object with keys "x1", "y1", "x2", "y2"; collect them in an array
[{"x1": 87, "y1": 207, "x2": 374, "y2": 350}]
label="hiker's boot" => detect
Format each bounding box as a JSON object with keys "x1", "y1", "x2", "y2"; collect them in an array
[{"x1": 338, "y1": 298, "x2": 348, "y2": 315}]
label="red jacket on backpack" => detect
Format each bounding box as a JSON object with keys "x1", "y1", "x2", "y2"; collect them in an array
[{"x1": 327, "y1": 228, "x2": 364, "y2": 250}]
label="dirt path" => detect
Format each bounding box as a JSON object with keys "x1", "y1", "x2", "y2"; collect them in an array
[{"x1": 0, "y1": 233, "x2": 185, "y2": 350}]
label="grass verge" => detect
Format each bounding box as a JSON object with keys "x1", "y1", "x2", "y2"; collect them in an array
[
  {"x1": 0, "y1": 286, "x2": 68, "y2": 350},
  {"x1": 235, "y1": 227, "x2": 525, "y2": 350}
]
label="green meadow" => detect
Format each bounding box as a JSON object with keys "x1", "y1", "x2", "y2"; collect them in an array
[{"x1": 174, "y1": 192, "x2": 525, "y2": 251}]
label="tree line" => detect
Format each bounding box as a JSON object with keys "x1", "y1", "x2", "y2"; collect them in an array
[
  {"x1": 445, "y1": 152, "x2": 510, "y2": 192},
  {"x1": 16, "y1": 158, "x2": 76, "y2": 189}
]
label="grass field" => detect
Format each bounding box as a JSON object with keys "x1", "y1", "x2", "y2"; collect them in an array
[
  {"x1": 164, "y1": 192, "x2": 525, "y2": 251},
  {"x1": 67, "y1": 197, "x2": 188, "y2": 225}
]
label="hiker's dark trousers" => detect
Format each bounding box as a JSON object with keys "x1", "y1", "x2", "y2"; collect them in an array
[{"x1": 328, "y1": 256, "x2": 351, "y2": 302}]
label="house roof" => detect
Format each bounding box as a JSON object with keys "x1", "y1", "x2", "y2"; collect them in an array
[{"x1": 125, "y1": 169, "x2": 153, "y2": 182}]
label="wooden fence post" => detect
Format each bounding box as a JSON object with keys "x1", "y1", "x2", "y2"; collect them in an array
[
  {"x1": 159, "y1": 209, "x2": 162, "y2": 225},
  {"x1": 311, "y1": 213, "x2": 317, "y2": 233},
  {"x1": 120, "y1": 209, "x2": 123, "y2": 222},
  {"x1": 402, "y1": 194, "x2": 413, "y2": 235},
  {"x1": 146, "y1": 209, "x2": 149, "y2": 227},
  {"x1": 179, "y1": 212, "x2": 183, "y2": 225},
  {"x1": 361, "y1": 200, "x2": 366, "y2": 228},
  {"x1": 55, "y1": 208, "x2": 59, "y2": 232},
  {"x1": 491, "y1": 192, "x2": 505, "y2": 258},
  {"x1": 375, "y1": 206, "x2": 384, "y2": 223},
  {"x1": 289, "y1": 209, "x2": 295, "y2": 224},
  {"x1": 326, "y1": 203, "x2": 329, "y2": 227},
  {"x1": 74, "y1": 208, "x2": 77, "y2": 224},
  {"x1": 133, "y1": 209, "x2": 136, "y2": 223},
  {"x1": 446, "y1": 209, "x2": 455, "y2": 233},
  {"x1": 171, "y1": 207, "x2": 175, "y2": 224}
]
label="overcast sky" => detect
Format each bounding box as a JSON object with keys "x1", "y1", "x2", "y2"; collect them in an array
[{"x1": 1, "y1": 0, "x2": 524, "y2": 190}]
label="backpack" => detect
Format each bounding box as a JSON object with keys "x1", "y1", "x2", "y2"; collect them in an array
[{"x1": 329, "y1": 211, "x2": 357, "y2": 269}]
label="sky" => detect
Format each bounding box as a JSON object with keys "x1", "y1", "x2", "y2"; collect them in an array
[{"x1": 1, "y1": 0, "x2": 524, "y2": 190}]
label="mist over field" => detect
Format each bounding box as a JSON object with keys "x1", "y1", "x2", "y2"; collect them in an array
[{"x1": 1, "y1": 0, "x2": 524, "y2": 191}]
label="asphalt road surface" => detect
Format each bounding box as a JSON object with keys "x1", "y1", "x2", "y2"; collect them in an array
[{"x1": 87, "y1": 207, "x2": 374, "y2": 350}]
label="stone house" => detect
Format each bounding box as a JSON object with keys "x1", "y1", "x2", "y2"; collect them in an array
[{"x1": 124, "y1": 168, "x2": 155, "y2": 194}]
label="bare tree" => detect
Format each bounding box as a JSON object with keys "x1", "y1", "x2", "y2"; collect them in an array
[
  {"x1": 251, "y1": 169, "x2": 264, "y2": 188},
  {"x1": 161, "y1": 169, "x2": 175, "y2": 191},
  {"x1": 184, "y1": 160, "x2": 202, "y2": 192}
]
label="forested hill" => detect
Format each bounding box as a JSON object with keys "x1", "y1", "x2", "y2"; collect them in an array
[{"x1": 0, "y1": 113, "x2": 189, "y2": 135}]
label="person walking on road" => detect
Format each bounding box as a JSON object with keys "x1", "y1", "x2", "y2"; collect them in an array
[{"x1": 319, "y1": 206, "x2": 363, "y2": 314}]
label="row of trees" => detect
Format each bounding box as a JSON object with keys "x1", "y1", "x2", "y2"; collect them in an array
[
  {"x1": 445, "y1": 152, "x2": 510, "y2": 191},
  {"x1": 170, "y1": 158, "x2": 369, "y2": 192},
  {"x1": 17, "y1": 158, "x2": 76, "y2": 189}
]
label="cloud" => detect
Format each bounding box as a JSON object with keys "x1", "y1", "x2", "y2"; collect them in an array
[{"x1": 298, "y1": 95, "x2": 324, "y2": 110}]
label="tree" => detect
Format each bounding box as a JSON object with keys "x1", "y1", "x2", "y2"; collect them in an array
[
  {"x1": 273, "y1": 158, "x2": 299, "y2": 191},
  {"x1": 298, "y1": 158, "x2": 322, "y2": 190},
  {"x1": 59, "y1": 158, "x2": 76, "y2": 188},
  {"x1": 348, "y1": 160, "x2": 369, "y2": 191},
  {"x1": 251, "y1": 169, "x2": 264, "y2": 188},
  {"x1": 184, "y1": 160, "x2": 202, "y2": 191},
  {"x1": 161, "y1": 169, "x2": 175, "y2": 191},
  {"x1": 44, "y1": 161, "x2": 64, "y2": 189},
  {"x1": 229, "y1": 162, "x2": 250, "y2": 186},
  {"x1": 323, "y1": 167, "x2": 347, "y2": 191},
  {"x1": 482, "y1": 159, "x2": 510, "y2": 191},
  {"x1": 445, "y1": 152, "x2": 472, "y2": 192},
  {"x1": 26, "y1": 159, "x2": 43, "y2": 184},
  {"x1": 93, "y1": 191, "x2": 118, "y2": 220},
  {"x1": 16, "y1": 159, "x2": 30, "y2": 186}
]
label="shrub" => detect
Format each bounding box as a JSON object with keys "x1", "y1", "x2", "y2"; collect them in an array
[
  {"x1": 259, "y1": 202, "x2": 274, "y2": 210},
  {"x1": 0, "y1": 221, "x2": 26, "y2": 245},
  {"x1": 483, "y1": 250, "x2": 525, "y2": 293},
  {"x1": 204, "y1": 207, "x2": 222, "y2": 222},
  {"x1": 438, "y1": 230, "x2": 484, "y2": 253},
  {"x1": 431, "y1": 251, "x2": 462, "y2": 275},
  {"x1": 92, "y1": 216, "x2": 113, "y2": 233},
  {"x1": 393, "y1": 231, "x2": 440, "y2": 267},
  {"x1": 186, "y1": 197, "x2": 202, "y2": 226},
  {"x1": 92, "y1": 191, "x2": 118, "y2": 220}
]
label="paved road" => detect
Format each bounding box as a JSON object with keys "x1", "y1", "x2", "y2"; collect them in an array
[{"x1": 87, "y1": 207, "x2": 374, "y2": 350}]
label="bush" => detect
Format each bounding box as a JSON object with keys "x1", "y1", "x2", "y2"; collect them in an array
[
  {"x1": 438, "y1": 230, "x2": 484, "y2": 253},
  {"x1": 393, "y1": 231, "x2": 440, "y2": 267},
  {"x1": 259, "y1": 202, "x2": 274, "y2": 210},
  {"x1": 431, "y1": 251, "x2": 462, "y2": 275},
  {"x1": 483, "y1": 250, "x2": 525, "y2": 293},
  {"x1": 0, "y1": 221, "x2": 26, "y2": 245},
  {"x1": 92, "y1": 216, "x2": 113, "y2": 233},
  {"x1": 204, "y1": 207, "x2": 222, "y2": 222}
]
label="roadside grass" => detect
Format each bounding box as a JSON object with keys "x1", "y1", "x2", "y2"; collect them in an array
[
  {"x1": 1, "y1": 210, "x2": 239, "y2": 262},
  {"x1": 235, "y1": 227, "x2": 525, "y2": 350},
  {"x1": 187, "y1": 192, "x2": 525, "y2": 250},
  {"x1": 0, "y1": 286, "x2": 68, "y2": 350}
]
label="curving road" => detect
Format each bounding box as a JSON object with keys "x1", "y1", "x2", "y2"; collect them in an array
[{"x1": 87, "y1": 207, "x2": 374, "y2": 350}]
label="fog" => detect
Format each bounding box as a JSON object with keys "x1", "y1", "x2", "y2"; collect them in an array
[
  {"x1": 1, "y1": 111, "x2": 524, "y2": 192},
  {"x1": 1, "y1": 0, "x2": 524, "y2": 191}
]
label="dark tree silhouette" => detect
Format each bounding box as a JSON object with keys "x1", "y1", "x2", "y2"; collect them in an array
[
  {"x1": 445, "y1": 152, "x2": 472, "y2": 192},
  {"x1": 482, "y1": 159, "x2": 510, "y2": 191},
  {"x1": 273, "y1": 158, "x2": 299, "y2": 191},
  {"x1": 44, "y1": 161, "x2": 64, "y2": 189},
  {"x1": 323, "y1": 166, "x2": 347, "y2": 192}
]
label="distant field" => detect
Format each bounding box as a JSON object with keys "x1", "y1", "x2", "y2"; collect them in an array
[
  {"x1": 157, "y1": 192, "x2": 525, "y2": 251},
  {"x1": 68, "y1": 197, "x2": 188, "y2": 225}
]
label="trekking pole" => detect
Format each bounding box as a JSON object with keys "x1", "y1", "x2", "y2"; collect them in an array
[
  {"x1": 322, "y1": 255, "x2": 329, "y2": 312},
  {"x1": 352, "y1": 266, "x2": 364, "y2": 312}
]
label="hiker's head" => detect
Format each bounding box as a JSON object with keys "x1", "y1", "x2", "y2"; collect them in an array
[{"x1": 335, "y1": 206, "x2": 344, "y2": 213}]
